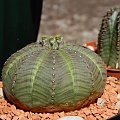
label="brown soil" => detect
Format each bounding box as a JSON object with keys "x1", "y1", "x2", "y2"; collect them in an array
[{"x1": 0, "y1": 77, "x2": 120, "y2": 120}]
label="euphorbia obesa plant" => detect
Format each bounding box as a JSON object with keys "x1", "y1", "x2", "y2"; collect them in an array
[
  {"x1": 2, "y1": 36, "x2": 106, "y2": 112},
  {"x1": 97, "y1": 7, "x2": 120, "y2": 69}
]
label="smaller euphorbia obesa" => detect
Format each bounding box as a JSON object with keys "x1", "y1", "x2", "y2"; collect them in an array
[
  {"x1": 97, "y1": 7, "x2": 120, "y2": 69},
  {"x1": 2, "y1": 35, "x2": 107, "y2": 112}
]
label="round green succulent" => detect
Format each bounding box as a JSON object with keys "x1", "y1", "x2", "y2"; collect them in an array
[{"x1": 2, "y1": 36, "x2": 107, "y2": 112}]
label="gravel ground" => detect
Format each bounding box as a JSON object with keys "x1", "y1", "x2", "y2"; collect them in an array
[
  {"x1": 40, "y1": 0, "x2": 120, "y2": 44},
  {"x1": 0, "y1": 77, "x2": 120, "y2": 120}
]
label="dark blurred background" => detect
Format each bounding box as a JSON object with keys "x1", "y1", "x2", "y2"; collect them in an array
[
  {"x1": 40, "y1": 0, "x2": 120, "y2": 44},
  {"x1": 0, "y1": 0, "x2": 43, "y2": 76}
]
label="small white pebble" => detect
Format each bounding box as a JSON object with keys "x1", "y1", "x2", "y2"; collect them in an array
[
  {"x1": 115, "y1": 101, "x2": 120, "y2": 109},
  {"x1": 97, "y1": 98, "x2": 105, "y2": 106},
  {"x1": 57, "y1": 116, "x2": 84, "y2": 120},
  {"x1": 86, "y1": 46, "x2": 95, "y2": 51},
  {"x1": 83, "y1": 44, "x2": 95, "y2": 51},
  {"x1": 117, "y1": 94, "x2": 120, "y2": 100},
  {"x1": 0, "y1": 88, "x2": 4, "y2": 98}
]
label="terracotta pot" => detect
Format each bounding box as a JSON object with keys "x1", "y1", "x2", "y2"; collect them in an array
[
  {"x1": 83, "y1": 40, "x2": 97, "y2": 52},
  {"x1": 107, "y1": 68, "x2": 120, "y2": 78},
  {"x1": 84, "y1": 41, "x2": 120, "y2": 78}
]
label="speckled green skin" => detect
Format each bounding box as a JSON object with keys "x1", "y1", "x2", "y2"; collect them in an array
[
  {"x1": 98, "y1": 7, "x2": 120, "y2": 69},
  {"x1": 2, "y1": 37, "x2": 107, "y2": 112}
]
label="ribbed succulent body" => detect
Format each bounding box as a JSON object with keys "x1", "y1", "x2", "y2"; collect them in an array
[
  {"x1": 2, "y1": 36, "x2": 107, "y2": 112},
  {"x1": 98, "y1": 7, "x2": 120, "y2": 69}
]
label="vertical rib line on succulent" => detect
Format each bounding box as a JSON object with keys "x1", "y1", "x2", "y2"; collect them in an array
[
  {"x1": 30, "y1": 50, "x2": 49, "y2": 105},
  {"x1": 51, "y1": 51, "x2": 56, "y2": 104},
  {"x1": 98, "y1": 10, "x2": 113, "y2": 65},
  {"x1": 71, "y1": 46, "x2": 105, "y2": 82},
  {"x1": 108, "y1": 10, "x2": 119, "y2": 67},
  {"x1": 59, "y1": 49, "x2": 76, "y2": 102},
  {"x1": 82, "y1": 59, "x2": 95, "y2": 90}
]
